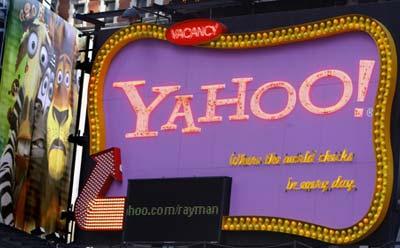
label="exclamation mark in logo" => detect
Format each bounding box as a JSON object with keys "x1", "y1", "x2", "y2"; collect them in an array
[{"x1": 354, "y1": 60, "x2": 375, "y2": 118}]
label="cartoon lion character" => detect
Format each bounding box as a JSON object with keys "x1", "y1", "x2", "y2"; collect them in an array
[{"x1": 46, "y1": 53, "x2": 74, "y2": 180}]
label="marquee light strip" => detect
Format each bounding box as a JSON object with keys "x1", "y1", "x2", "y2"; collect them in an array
[
  {"x1": 87, "y1": 15, "x2": 396, "y2": 243},
  {"x1": 74, "y1": 147, "x2": 126, "y2": 231}
]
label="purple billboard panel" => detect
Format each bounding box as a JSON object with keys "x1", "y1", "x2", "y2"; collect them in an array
[
  {"x1": 86, "y1": 17, "x2": 396, "y2": 244},
  {"x1": 104, "y1": 32, "x2": 376, "y2": 228}
]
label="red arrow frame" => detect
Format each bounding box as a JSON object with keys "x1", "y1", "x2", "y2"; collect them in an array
[{"x1": 74, "y1": 147, "x2": 126, "y2": 231}]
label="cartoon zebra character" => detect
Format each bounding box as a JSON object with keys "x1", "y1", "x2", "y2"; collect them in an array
[{"x1": 0, "y1": 87, "x2": 25, "y2": 226}]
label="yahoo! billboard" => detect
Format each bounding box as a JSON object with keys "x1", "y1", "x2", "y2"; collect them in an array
[{"x1": 83, "y1": 15, "x2": 396, "y2": 244}]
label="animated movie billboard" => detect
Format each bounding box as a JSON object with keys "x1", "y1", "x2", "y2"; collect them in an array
[
  {"x1": 81, "y1": 15, "x2": 396, "y2": 245},
  {"x1": 0, "y1": 0, "x2": 81, "y2": 234}
]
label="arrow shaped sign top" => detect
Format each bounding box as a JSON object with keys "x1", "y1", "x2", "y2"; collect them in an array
[{"x1": 74, "y1": 147, "x2": 126, "y2": 231}]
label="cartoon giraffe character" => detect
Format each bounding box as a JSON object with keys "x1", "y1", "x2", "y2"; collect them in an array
[
  {"x1": 15, "y1": 16, "x2": 51, "y2": 158},
  {"x1": 8, "y1": 2, "x2": 52, "y2": 228}
]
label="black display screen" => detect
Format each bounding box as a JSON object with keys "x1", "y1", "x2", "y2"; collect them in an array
[{"x1": 123, "y1": 177, "x2": 231, "y2": 242}]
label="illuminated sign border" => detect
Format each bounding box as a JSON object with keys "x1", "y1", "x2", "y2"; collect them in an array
[{"x1": 86, "y1": 15, "x2": 397, "y2": 244}]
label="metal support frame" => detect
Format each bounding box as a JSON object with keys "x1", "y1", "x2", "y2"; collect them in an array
[
  {"x1": 74, "y1": 5, "x2": 171, "y2": 28},
  {"x1": 72, "y1": 0, "x2": 369, "y2": 28},
  {"x1": 65, "y1": 30, "x2": 93, "y2": 243},
  {"x1": 74, "y1": 13, "x2": 106, "y2": 30},
  {"x1": 130, "y1": 5, "x2": 171, "y2": 21}
]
